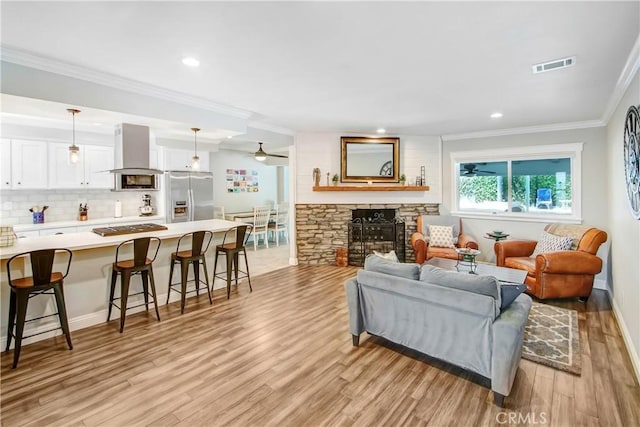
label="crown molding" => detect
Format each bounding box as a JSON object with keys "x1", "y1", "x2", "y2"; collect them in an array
[
  {"x1": 248, "y1": 121, "x2": 296, "y2": 136},
  {"x1": 441, "y1": 119, "x2": 605, "y2": 141},
  {"x1": 601, "y1": 33, "x2": 640, "y2": 124},
  {"x1": 0, "y1": 45, "x2": 253, "y2": 120}
]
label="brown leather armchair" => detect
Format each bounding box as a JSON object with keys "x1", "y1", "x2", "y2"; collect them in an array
[
  {"x1": 494, "y1": 224, "x2": 607, "y2": 301},
  {"x1": 411, "y1": 215, "x2": 478, "y2": 264}
]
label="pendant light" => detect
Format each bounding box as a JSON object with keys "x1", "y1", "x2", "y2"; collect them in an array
[
  {"x1": 191, "y1": 127, "x2": 200, "y2": 170},
  {"x1": 67, "y1": 108, "x2": 81, "y2": 164}
]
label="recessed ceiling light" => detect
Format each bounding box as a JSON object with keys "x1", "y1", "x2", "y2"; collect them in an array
[
  {"x1": 490, "y1": 112, "x2": 503, "y2": 119},
  {"x1": 376, "y1": 128, "x2": 386, "y2": 134},
  {"x1": 227, "y1": 135, "x2": 233, "y2": 139},
  {"x1": 182, "y1": 57, "x2": 200, "y2": 67}
]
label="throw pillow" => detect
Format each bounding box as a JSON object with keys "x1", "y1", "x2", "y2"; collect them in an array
[
  {"x1": 419, "y1": 264, "x2": 500, "y2": 302},
  {"x1": 531, "y1": 231, "x2": 573, "y2": 257},
  {"x1": 428, "y1": 225, "x2": 455, "y2": 248},
  {"x1": 364, "y1": 254, "x2": 420, "y2": 280},
  {"x1": 372, "y1": 250, "x2": 399, "y2": 262},
  {"x1": 499, "y1": 283, "x2": 527, "y2": 311}
]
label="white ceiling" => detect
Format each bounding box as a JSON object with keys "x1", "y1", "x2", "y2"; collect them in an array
[{"x1": 1, "y1": 1, "x2": 639, "y2": 138}]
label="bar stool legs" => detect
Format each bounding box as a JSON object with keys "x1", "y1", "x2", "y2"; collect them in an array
[
  {"x1": 213, "y1": 245, "x2": 252, "y2": 299},
  {"x1": 167, "y1": 252, "x2": 213, "y2": 314},
  {"x1": 108, "y1": 266, "x2": 160, "y2": 333},
  {"x1": 108, "y1": 237, "x2": 162, "y2": 333}
]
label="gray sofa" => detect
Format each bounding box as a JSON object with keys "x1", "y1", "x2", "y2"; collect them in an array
[{"x1": 344, "y1": 256, "x2": 532, "y2": 406}]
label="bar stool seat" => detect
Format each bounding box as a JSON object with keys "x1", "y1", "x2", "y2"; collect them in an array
[
  {"x1": 5, "y1": 248, "x2": 73, "y2": 369},
  {"x1": 213, "y1": 224, "x2": 253, "y2": 299},
  {"x1": 167, "y1": 230, "x2": 213, "y2": 314},
  {"x1": 108, "y1": 237, "x2": 161, "y2": 333}
]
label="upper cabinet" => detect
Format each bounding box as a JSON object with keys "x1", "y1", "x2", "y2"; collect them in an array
[
  {"x1": 163, "y1": 148, "x2": 210, "y2": 172},
  {"x1": 48, "y1": 143, "x2": 114, "y2": 189},
  {"x1": 1, "y1": 139, "x2": 12, "y2": 189},
  {"x1": 11, "y1": 139, "x2": 48, "y2": 189},
  {"x1": 84, "y1": 145, "x2": 114, "y2": 188}
]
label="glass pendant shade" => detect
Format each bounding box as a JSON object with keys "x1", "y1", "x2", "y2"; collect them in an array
[
  {"x1": 191, "y1": 127, "x2": 201, "y2": 170},
  {"x1": 67, "y1": 108, "x2": 81, "y2": 164},
  {"x1": 68, "y1": 145, "x2": 80, "y2": 164}
]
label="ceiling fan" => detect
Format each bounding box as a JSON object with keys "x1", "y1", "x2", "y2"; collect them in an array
[
  {"x1": 460, "y1": 163, "x2": 496, "y2": 176},
  {"x1": 254, "y1": 142, "x2": 288, "y2": 161}
]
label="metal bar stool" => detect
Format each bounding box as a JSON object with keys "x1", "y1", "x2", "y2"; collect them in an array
[
  {"x1": 5, "y1": 248, "x2": 73, "y2": 369},
  {"x1": 167, "y1": 230, "x2": 213, "y2": 314},
  {"x1": 108, "y1": 237, "x2": 161, "y2": 333},
  {"x1": 212, "y1": 224, "x2": 253, "y2": 299}
]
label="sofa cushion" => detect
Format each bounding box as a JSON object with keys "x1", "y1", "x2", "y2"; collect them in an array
[
  {"x1": 531, "y1": 231, "x2": 573, "y2": 257},
  {"x1": 504, "y1": 257, "x2": 536, "y2": 277},
  {"x1": 421, "y1": 215, "x2": 460, "y2": 244},
  {"x1": 364, "y1": 254, "x2": 420, "y2": 280},
  {"x1": 420, "y1": 265, "x2": 501, "y2": 304},
  {"x1": 500, "y1": 283, "x2": 527, "y2": 311},
  {"x1": 372, "y1": 250, "x2": 399, "y2": 262},
  {"x1": 428, "y1": 225, "x2": 455, "y2": 248}
]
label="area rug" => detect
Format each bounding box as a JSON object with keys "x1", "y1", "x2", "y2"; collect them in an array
[{"x1": 522, "y1": 302, "x2": 581, "y2": 375}]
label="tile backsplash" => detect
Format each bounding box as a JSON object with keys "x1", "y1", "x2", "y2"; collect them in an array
[{"x1": 0, "y1": 190, "x2": 160, "y2": 225}]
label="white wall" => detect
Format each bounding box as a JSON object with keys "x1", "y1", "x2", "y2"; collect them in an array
[
  {"x1": 441, "y1": 127, "x2": 610, "y2": 278},
  {"x1": 209, "y1": 149, "x2": 279, "y2": 213},
  {"x1": 606, "y1": 67, "x2": 640, "y2": 379},
  {"x1": 295, "y1": 132, "x2": 442, "y2": 204}
]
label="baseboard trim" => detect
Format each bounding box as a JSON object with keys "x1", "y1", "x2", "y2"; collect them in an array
[{"x1": 608, "y1": 291, "x2": 640, "y2": 384}]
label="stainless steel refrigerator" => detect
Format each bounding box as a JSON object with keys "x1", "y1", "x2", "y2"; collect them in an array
[{"x1": 165, "y1": 171, "x2": 214, "y2": 223}]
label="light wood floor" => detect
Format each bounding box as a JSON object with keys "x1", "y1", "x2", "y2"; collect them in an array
[{"x1": 1, "y1": 265, "x2": 639, "y2": 426}]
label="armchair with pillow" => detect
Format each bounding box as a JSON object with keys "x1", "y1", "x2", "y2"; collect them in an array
[
  {"x1": 494, "y1": 223, "x2": 607, "y2": 301},
  {"x1": 410, "y1": 215, "x2": 478, "y2": 264}
]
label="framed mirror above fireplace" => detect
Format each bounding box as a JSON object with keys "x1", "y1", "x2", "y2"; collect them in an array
[{"x1": 341, "y1": 136, "x2": 399, "y2": 183}]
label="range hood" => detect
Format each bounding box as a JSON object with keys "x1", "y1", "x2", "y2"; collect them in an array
[{"x1": 110, "y1": 123, "x2": 163, "y2": 174}]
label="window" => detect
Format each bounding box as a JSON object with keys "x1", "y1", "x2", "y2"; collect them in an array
[{"x1": 451, "y1": 143, "x2": 582, "y2": 222}]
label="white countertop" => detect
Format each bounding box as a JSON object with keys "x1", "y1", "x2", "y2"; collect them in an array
[
  {"x1": 0, "y1": 219, "x2": 245, "y2": 259},
  {"x1": 12, "y1": 215, "x2": 165, "y2": 232}
]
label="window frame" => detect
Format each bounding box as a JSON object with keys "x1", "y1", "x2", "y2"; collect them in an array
[{"x1": 450, "y1": 143, "x2": 583, "y2": 224}]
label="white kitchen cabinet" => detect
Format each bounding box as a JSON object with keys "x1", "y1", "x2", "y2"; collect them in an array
[
  {"x1": 48, "y1": 143, "x2": 85, "y2": 188},
  {"x1": 1, "y1": 138, "x2": 12, "y2": 189},
  {"x1": 163, "y1": 148, "x2": 209, "y2": 172},
  {"x1": 11, "y1": 139, "x2": 48, "y2": 189},
  {"x1": 48, "y1": 143, "x2": 114, "y2": 189},
  {"x1": 84, "y1": 145, "x2": 114, "y2": 188}
]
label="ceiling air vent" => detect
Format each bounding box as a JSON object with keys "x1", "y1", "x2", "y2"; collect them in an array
[{"x1": 532, "y1": 56, "x2": 576, "y2": 74}]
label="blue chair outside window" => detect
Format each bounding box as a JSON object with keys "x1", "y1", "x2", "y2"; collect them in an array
[{"x1": 536, "y1": 188, "x2": 552, "y2": 209}]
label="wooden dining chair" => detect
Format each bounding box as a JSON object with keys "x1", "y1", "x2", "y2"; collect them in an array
[
  {"x1": 268, "y1": 203, "x2": 289, "y2": 246},
  {"x1": 251, "y1": 205, "x2": 271, "y2": 250},
  {"x1": 213, "y1": 206, "x2": 225, "y2": 220}
]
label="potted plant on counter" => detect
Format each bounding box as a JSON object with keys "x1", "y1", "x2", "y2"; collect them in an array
[
  {"x1": 332, "y1": 174, "x2": 339, "y2": 186},
  {"x1": 399, "y1": 174, "x2": 406, "y2": 186}
]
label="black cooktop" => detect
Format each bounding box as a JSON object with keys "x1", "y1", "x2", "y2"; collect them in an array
[{"x1": 92, "y1": 223, "x2": 168, "y2": 237}]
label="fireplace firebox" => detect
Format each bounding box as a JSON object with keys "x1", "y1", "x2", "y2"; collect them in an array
[{"x1": 348, "y1": 209, "x2": 405, "y2": 266}]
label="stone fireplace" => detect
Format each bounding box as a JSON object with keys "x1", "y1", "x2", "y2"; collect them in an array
[{"x1": 295, "y1": 203, "x2": 439, "y2": 264}]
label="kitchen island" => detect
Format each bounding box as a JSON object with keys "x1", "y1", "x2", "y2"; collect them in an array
[{"x1": 0, "y1": 219, "x2": 246, "y2": 348}]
